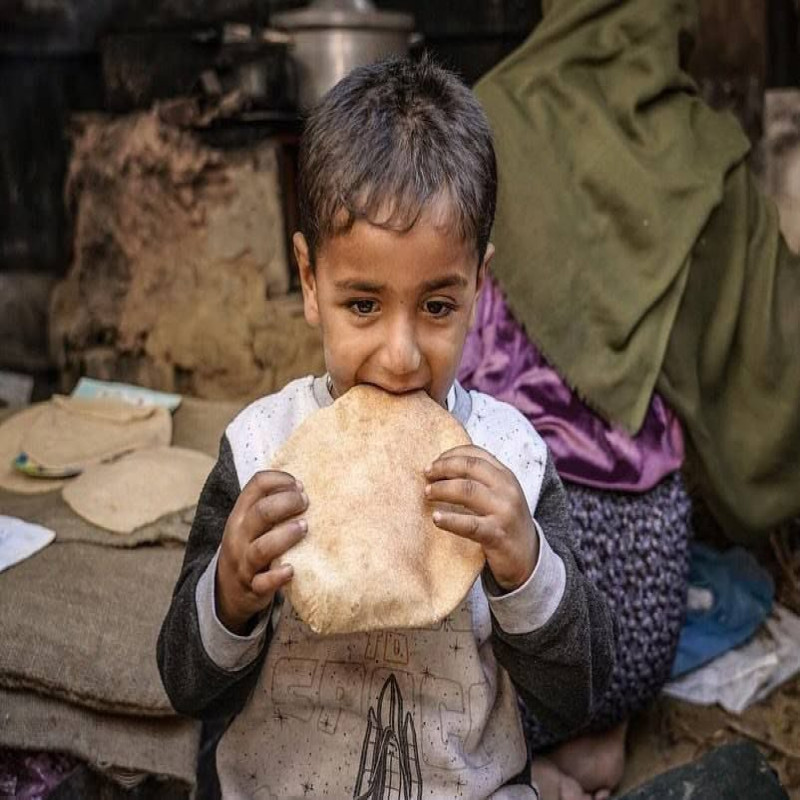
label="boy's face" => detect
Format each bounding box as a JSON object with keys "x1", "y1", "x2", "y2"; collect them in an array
[{"x1": 295, "y1": 210, "x2": 491, "y2": 407}]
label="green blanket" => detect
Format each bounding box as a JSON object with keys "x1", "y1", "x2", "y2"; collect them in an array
[
  {"x1": 658, "y1": 167, "x2": 800, "y2": 539},
  {"x1": 476, "y1": 0, "x2": 800, "y2": 539}
]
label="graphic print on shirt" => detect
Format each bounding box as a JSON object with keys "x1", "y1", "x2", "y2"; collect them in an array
[
  {"x1": 353, "y1": 672, "x2": 422, "y2": 800},
  {"x1": 216, "y1": 385, "x2": 543, "y2": 797}
]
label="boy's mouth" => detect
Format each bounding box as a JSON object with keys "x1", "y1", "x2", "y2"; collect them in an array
[
  {"x1": 357, "y1": 381, "x2": 427, "y2": 397},
  {"x1": 351, "y1": 381, "x2": 450, "y2": 408},
  {"x1": 330, "y1": 378, "x2": 445, "y2": 406}
]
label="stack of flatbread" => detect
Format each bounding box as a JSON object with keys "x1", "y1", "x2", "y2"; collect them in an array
[
  {"x1": 0, "y1": 397, "x2": 172, "y2": 491},
  {"x1": 272, "y1": 385, "x2": 485, "y2": 635},
  {"x1": 21, "y1": 396, "x2": 172, "y2": 476},
  {"x1": 1, "y1": 395, "x2": 214, "y2": 536}
]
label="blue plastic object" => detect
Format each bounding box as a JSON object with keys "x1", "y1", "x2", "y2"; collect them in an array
[{"x1": 670, "y1": 542, "x2": 774, "y2": 678}]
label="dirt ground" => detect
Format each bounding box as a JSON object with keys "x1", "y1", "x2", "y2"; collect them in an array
[{"x1": 620, "y1": 528, "x2": 800, "y2": 798}]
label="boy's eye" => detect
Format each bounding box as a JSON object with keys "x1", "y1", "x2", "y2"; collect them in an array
[
  {"x1": 424, "y1": 300, "x2": 455, "y2": 317},
  {"x1": 349, "y1": 299, "x2": 377, "y2": 315}
]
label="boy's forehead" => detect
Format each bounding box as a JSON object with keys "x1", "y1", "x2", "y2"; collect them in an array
[
  {"x1": 326, "y1": 191, "x2": 471, "y2": 244},
  {"x1": 317, "y1": 214, "x2": 477, "y2": 276},
  {"x1": 318, "y1": 197, "x2": 477, "y2": 264}
]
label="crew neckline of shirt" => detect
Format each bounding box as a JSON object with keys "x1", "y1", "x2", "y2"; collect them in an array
[{"x1": 311, "y1": 375, "x2": 471, "y2": 426}]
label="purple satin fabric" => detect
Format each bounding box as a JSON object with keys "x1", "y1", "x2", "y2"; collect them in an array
[{"x1": 458, "y1": 276, "x2": 684, "y2": 492}]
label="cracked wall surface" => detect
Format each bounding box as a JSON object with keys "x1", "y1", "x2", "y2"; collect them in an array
[{"x1": 50, "y1": 109, "x2": 324, "y2": 400}]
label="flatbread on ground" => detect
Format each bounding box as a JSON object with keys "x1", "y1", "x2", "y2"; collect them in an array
[
  {"x1": 0, "y1": 407, "x2": 67, "y2": 494},
  {"x1": 62, "y1": 446, "x2": 214, "y2": 534},
  {"x1": 272, "y1": 385, "x2": 485, "y2": 635},
  {"x1": 21, "y1": 396, "x2": 172, "y2": 473}
]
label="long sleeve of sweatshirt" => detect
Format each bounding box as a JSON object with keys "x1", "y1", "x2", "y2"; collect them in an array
[
  {"x1": 484, "y1": 453, "x2": 617, "y2": 738},
  {"x1": 157, "y1": 436, "x2": 272, "y2": 720}
]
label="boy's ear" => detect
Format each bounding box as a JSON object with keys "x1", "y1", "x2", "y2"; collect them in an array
[
  {"x1": 469, "y1": 243, "x2": 493, "y2": 327},
  {"x1": 478, "y1": 243, "x2": 493, "y2": 290},
  {"x1": 294, "y1": 232, "x2": 320, "y2": 326}
]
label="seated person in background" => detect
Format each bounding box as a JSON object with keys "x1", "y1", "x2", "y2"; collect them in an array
[{"x1": 467, "y1": 0, "x2": 800, "y2": 796}]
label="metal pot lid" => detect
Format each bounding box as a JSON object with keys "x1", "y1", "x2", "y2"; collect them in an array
[{"x1": 272, "y1": 0, "x2": 414, "y2": 32}]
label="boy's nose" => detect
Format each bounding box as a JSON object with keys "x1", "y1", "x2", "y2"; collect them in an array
[{"x1": 379, "y1": 320, "x2": 422, "y2": 384}]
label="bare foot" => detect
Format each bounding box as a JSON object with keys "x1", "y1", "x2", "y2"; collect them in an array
[
  {"x1": 546, "y1": 721, "x2": 628, "y2": 797},
  {"x1": 532, "y1": 756, "x2": 592, "y2": 800}
]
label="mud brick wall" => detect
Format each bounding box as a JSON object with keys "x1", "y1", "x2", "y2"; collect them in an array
[{"x1": 49, "y1": 109, "x2": 323, "y2": 400}]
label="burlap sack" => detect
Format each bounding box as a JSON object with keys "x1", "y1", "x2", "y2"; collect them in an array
[
  {"x1": 171, "y1": 396, "x2": 244, "y2": 457},
  {"x1": 0, "y1": 540, "x2": 183, "y2": 715},
  {"x1": 0, "y1": 688, "x2": 201, "y2": 788},
  {"x1": 272, "y1": 385, "x2": 485, "y2": 635},
  {"x1": 0, "y1": 397, "x2": 242, "y2": 786}
]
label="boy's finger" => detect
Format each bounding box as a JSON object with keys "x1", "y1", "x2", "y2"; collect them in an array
[
  {"x1": 425, "y1": 477, "x2": 495, "y2": 516},
  {"x1": 245, "y1": 518, "x2": 308, "y2": 575},
  {"x1": 250, "y1": 563, "x2": 294, "y2": 597},
  {"x1": 238, "y1": 470, "x2": 302, "y2": 511},
  {"x1": 241, "y1": 485, "x2": 309, "y2": 541},
  {"x1": 425, "y1": 452, "x2": 499, "y2": 488},
  {"x1": 433, "y1": 445, "x2": 506, "y2": 471},
  {"x1": 430, "y1": 508, "x2": 489, "y2": 544}
]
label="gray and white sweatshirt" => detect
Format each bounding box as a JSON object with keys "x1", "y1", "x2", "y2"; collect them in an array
[{"x1": 157, "y1": 376, "x2": 616, "y2": 800}]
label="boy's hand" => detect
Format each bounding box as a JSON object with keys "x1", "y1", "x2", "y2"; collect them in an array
[
  {"x1": 424, "y1": 445, "x2": 539, "y2": 591},
  {"x1": 216, "y1": 470, "x2": 308, "y2": 635}
]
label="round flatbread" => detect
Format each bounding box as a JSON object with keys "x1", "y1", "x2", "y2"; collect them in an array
[
  {"x1": 21, "y1": 396, "x2": 172, "y2": 473},
  {"x1": 62, "y1": 446, "x2": 214, "y2": 534},
  {"x1": 272, "y1": 384, "x2": 485, "y2": 635},
  {"x1": 0, "y1": 406, "x2": 66, "y2": 494}
]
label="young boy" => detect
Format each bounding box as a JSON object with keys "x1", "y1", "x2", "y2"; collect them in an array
[{"x1": 157, "y1": 56, "x2": 615, "y2": 800}]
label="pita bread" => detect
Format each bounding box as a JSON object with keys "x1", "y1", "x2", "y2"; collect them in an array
[
  {"x1": 62, "y1": 446, "x2": 214, "y2": 534},
  {"x1": 21, "y1": 396, "x2": 172, "y2": 473},
  {"x1": 272, "y1": 385, "x2": 484, "y2": 635},
  {"x1": 0, "y1": 406, "x2": 66, "y2": 494}
]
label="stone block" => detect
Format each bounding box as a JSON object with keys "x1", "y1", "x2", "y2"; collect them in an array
[{"x1": 619, "y1": 742, "x2": 788, "y2": 800}]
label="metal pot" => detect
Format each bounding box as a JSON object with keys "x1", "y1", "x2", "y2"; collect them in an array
[
  {"x1": 272, "y1": 0, "x2": 417, "y2": 110},
  {"x1": 215, "y1": 25, "x2": 298, "y2": 111}
]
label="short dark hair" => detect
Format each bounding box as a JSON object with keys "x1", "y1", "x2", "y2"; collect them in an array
[{"x1": 298, "y1": 55, "x2": 497, "y2": 265}]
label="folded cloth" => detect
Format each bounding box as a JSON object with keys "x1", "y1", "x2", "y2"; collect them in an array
[
  {"x1": 460, "y1": 276, "x2": 684, "y2": 491},
  {"x1": 671, "y1": 542, "x2": 774, "y2": 678},
  {"x1": 474, "y1": 0, "x2": 750, "y2": 434},
  {"x1": 0, "y1": 689, "x2": 200, "y2": 789},
  {"x1": 0, "y1": 540, "x2": 183, "y2": 715}
]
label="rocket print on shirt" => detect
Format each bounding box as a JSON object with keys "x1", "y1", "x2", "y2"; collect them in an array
[
  {"x1": 216, "y1": 583, "x2": 528, "y2": 799},
  {"x1": 354, "y1": 673, "x2": 422, "y2": 800}
]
